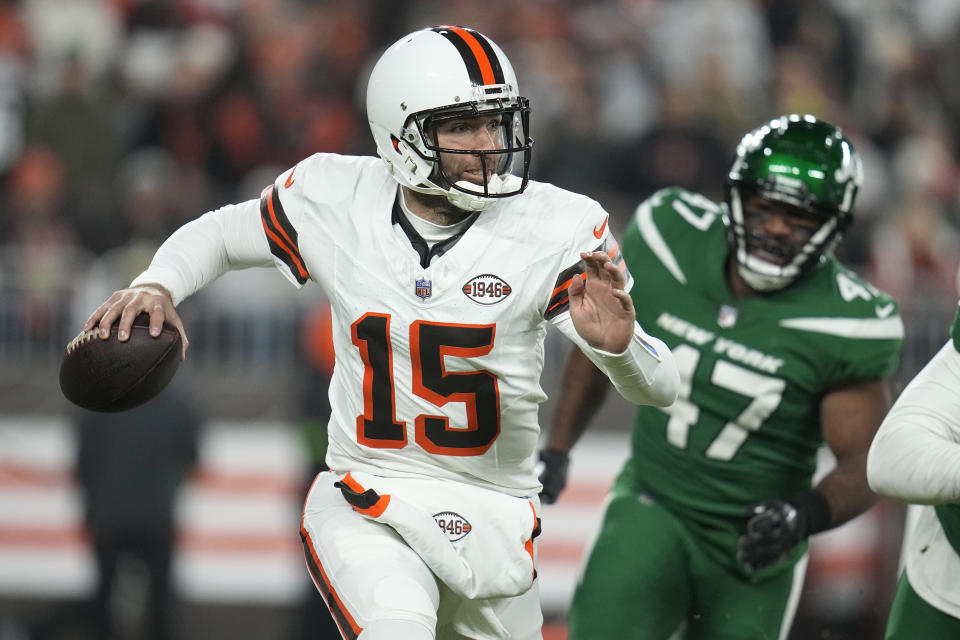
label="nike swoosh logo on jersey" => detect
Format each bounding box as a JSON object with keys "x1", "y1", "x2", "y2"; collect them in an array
[
  {"x1": 875, "y1": 302, "x2": 895, "y2": 318},
  {"x1": 284, "y1": 164, "x2": 298, "y2": 188},
  {"x1": 593, "y1": 215, "x2": 608, "y2": 239}
]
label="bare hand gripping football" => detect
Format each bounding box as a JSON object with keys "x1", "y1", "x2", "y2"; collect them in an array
[{"x1": 59, "y1": 313, "x2": 182, "y2": 412}]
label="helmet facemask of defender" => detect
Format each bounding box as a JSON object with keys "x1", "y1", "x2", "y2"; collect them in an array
[
  {"x1": 366, "y1": 26, "x2": 534, "y2": 212},
  {"x1": 724, "y1": 114, "x2": 863, "y2": 292}
]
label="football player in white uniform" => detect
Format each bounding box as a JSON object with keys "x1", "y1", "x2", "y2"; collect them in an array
[
  {"x1": 81, "y1": 26, "x2": 679, "y2": 640},
  {"x1": 867, "y1": 301, "x2": 960, "y2": 638}
]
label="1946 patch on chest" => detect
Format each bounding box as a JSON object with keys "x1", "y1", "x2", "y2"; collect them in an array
[{"x1": 462, "y1": 274, "x2": 512, "y2": 305}]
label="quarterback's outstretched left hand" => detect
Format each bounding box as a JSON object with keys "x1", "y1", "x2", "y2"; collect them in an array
[{"x1": 568, "y1": 251, "x2": 635, "y2": 353}]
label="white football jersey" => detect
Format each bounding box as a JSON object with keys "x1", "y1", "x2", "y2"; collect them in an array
[
  {"x1": 263, "y1": 153, "x2": 630, "y2": 497},
  {"x1": 869, "y1": 338, "x2": 960, "y2": 617},
  {"x1": 903, "y1": 505, "x2": 960, "y2": 618}
]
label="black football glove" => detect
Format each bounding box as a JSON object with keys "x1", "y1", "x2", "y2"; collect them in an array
[
  {"x1": 737, "y1": 492, "x2": 831, "y2": 573},
  {"x1": 537, "y1": 448, "x2": 570, "y2": 505}
]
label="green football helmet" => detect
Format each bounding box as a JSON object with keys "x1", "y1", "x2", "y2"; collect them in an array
[{"x1": 725, "y1": 114, "x2": 863, "y2": 291}]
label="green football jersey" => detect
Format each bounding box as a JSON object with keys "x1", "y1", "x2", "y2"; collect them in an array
[{"x1": 617, "y1": 187, "x2": 904, "y2": 574}]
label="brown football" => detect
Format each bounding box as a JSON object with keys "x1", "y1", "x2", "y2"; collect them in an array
[{"x1": 59, "y1": 313, "x2": 182, "y2": 412}]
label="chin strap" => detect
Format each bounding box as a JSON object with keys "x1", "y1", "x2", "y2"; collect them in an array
[
  {"x1": 736, "y1": 261, "x2": 793, "y2": 292},
  {"x1": 445, "y1": 174, "x2": 507, "y2": 212}
]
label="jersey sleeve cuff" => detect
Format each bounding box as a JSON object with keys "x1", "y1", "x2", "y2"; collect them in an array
[
  {"x1": 583, "y1": 324, "x2": 678, "y2": 407},
  {"x1": 131, "y1": 267, "x2": 189, "y2": 307}
]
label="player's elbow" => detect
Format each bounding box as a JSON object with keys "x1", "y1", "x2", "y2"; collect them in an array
[
  {"x1": 865, "y1": 442, "x2": 885, "y2": 495},
  {"x1": 866, "y1": 462, "x2": 914, "y2": 503},
  {"x1": 866, "y1": 434, "x2": 897, "y2": 498},
  {"x1": 866, "y1": 434, "x2": 918, "y2": 502},
  {"x1": 650, "y1": 363, "x2": 681, "y2": 407},
  {"x1": 647, "y1": 349, "x2": 681, "y2": 407}
]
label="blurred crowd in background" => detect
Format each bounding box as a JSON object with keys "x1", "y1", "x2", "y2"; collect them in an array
[
  {"x1": 0, "y1": 0, "x2": 960, "y2": 336},
  {"x1": 2, "y1": 0, "x2": 960, "y2": 638},
  {"x1": 3, "y1": 0, "x2": 960, "y2": 340}
]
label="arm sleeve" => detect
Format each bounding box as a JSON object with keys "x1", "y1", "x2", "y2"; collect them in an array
[
  {"x1": 867, "y1": 341, "x2": 960, "y2": 504},
  {"x1": 553, "y1": 313, "x2": 679, "y2": 407},
  {"x1": 130, "y1": 199, "x2": 272, "y2": 305}
]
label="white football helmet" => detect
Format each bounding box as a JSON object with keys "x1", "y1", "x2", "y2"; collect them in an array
[{"x1": 366, "y1": 26, "x2": 533, "y2": 211}]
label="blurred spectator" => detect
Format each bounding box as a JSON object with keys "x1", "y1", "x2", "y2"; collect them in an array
[
  {"x1": 4, "y1": 145, "x2": 69, "y2": 244},
  {"x1": 525, "y1": 40, "x2": 616, "y2": 205},
  {"x1": 0, "y1": 0, "x2": 30, "y2": 172},
  {"x1": 0, "y1": 145, "x2": 86, "y2": 348},
  {"x1": 605, "y1": 84, "x2": 730, "y2": 210},
  {"x1": 19, "y1": 0, "x2": 124, "y2": 253},
  {"x1": 74, "y1": 388, "x2": 201, "y2": 640},
  {"x1": 26, "y1": 50, "x2": 119, "y2": 180},
  {"x1": 867, "y1": 124, "x2": 960, "y2": 314},
  {"x1": 646, "y1": 0, "x2": 771, "y2": 111},
  {"x1": 26, "y1": 53, "x2": 124, "y2": 252},
  {"x1": 771, "y1": 45, "x2": 837, "y2": 124},
  {"x1": 568, "y1": 0, "x2": 659, "y2": 142},
  {"x1": 71, "y1": 146, "x2": 192, "y2": 321},
  {"x1": 20, "y1": 0, "x2": 121, "y2": 98},
  {"x1": 764, "y1": 0, "x2": 859, "y2": 105}
]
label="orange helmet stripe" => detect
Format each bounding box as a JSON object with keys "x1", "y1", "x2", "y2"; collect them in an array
[
  {"x1": 432, "y1": 25, "x2": 506, "y2": 86},
  {"x1": 447, "y1": 26, "x2": 497, "y2": 85}
]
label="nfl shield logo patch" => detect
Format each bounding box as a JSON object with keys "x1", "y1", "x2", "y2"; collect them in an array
[
  {"x1": 415, "y1": 277, "x2": 432, "y2": 300},
  {"x1": 717, "y1": 304, "x2": 738, "y2": 328}
]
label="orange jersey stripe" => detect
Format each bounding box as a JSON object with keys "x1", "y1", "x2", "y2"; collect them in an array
[
  {"x1": 262, "y1": 185, "x2": 310, "y2": 280},
  {"x1": 546, "y1": 295, "x2": 569, "y2": 314},
  {"x1": 550, "y1": 272, "x2": 586, "y2": 299},
  {"x1": 262, "y1": 224, "x2": 306, "y2": 276},
  {"x1": 301, "y1": 524, "x2": 363, "y2": 639}
]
